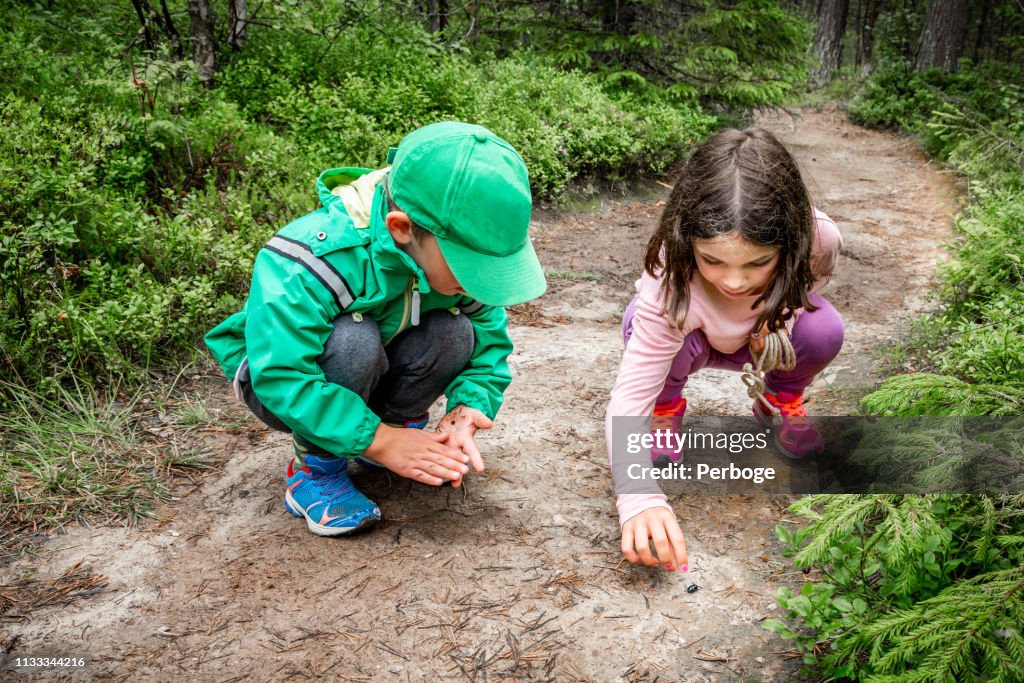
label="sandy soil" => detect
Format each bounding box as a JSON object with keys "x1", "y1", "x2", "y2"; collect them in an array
[{"x1": 1, "y1": 107, "x2": 959, "y2": 682}]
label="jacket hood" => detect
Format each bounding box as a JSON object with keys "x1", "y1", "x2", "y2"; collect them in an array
[
  {"x1": 316, "y1": 167, "x2": 431, "y2": 292},
  {"x1": 317, "y1": 167, "x2": 385, "y2": 227}
]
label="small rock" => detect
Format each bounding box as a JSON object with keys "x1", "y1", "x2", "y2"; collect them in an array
[{"x1": 388, "y1": 665, "x2": 403, "y2": 674}]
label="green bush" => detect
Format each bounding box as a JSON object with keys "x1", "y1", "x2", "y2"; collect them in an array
[
  {"x1": 767, "y1": 494, "x2": 1024, "y2": 680},
  {"x1": 0, "y1": 29, "x2": 311, "y2": 386},
  {"x1": 786, "y1": 54, "x2": 1024, "y2": 683},
  {"x1": 855, "y1": 60, "x2": 1024, "y2": 417},
  {"x1": 861, "y1": 373, "x2": 1024, "y2": 416},
  {"x1": 0, "y1": 1, "x2": 718, "y2": 394},
  {"x1": 457, "y1": 0, "x2": 812, "y2": 111},
  {"x1": 850, "y1": 60, "x2": 1024, "y2": 162},
  {"x1": 0, "y1": 88, "x2": 309, "y2": 381},
  {"x1": 470, "y1": 56, "x2": 715, "y2": 195},
  {"x1": 219, "y1": 31, "x2": 715, "y2": 197}
]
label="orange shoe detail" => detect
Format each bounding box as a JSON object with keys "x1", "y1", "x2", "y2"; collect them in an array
[
  {"x1": 651, "y1": 396, "x2": 686, "y2": 465},
  {"x1": 654, "y1": 395, "x2": 687, "y2": 417},
  {"x1": 753, "y1": 390, "x2": 824, "y2": 459}
]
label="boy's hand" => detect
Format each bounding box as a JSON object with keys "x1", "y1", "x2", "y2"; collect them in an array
[
  {"x1": 621, "y1": 507, "x2": 688, "y2": 572},
  {"x1": 436, "y1": 404, "x2": 492, "y2": 474},
  {"x1": 362, "y1": 424, "x2": 470, "y2": 486}
]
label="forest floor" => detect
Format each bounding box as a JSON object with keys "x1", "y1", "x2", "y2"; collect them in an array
[{"x1": 1, "y1": 106, "x2": 959, "y2": 682}]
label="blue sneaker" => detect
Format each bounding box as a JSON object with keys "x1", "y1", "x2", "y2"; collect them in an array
[
  {"x1": 285, "y1": 454, "x2": 380, "y2": 536},
  {"x1": 356, "y1": 414, "x2": 430, "y2": 470}
]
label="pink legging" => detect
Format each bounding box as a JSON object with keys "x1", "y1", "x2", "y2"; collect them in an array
[{"x1": 623, "y1": 293, "x2": 845, "y2": 402}]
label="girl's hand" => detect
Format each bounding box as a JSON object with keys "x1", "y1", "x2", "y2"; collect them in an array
[
  {"x1": 750, "y1": 322, "x2": 789, "y2": 355},
  {"x1": 621, "y1": 507, "x2": 689, "y2": 571},
  {"x1": 436, "y1": 404, "x2": 492, "y2": 475}
]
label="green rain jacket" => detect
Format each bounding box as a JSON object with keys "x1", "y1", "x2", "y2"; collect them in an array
[{"x1": 204, "y1": 167, "x2": 514, "y2": 456}]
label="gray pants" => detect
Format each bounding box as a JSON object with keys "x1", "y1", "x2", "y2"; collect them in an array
[{"x1": 237, "y1": 310, "x2": 474, "y2": 446}]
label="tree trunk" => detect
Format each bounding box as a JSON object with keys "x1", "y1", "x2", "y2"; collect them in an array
[
  {"x1": 228, "y1": 0, "x2": 247, "y2": 51},
  {"x1": 860, "y1": 0, "x2": 882, "y2": 71},
  {"x1": 549, "y1": 0, "x2": 561, "y2": 22},
  {"x1": 853, "y1": 0, "x2": 866, "y2": 71},
  {"x1": 130, "y1": 0, "x2": 159, "y2": 54},
  {"x1": 971, "y1": 0, "x2": 993, "y2": 63},
  {"x1": 915, "y1": 0, "x2": 972, "y2": 72},
  {"x1": 158, "y1": 0, "x2": 182, "y2": 60},
  {"x1": 600, "y1": 0, "x2": 638, "y2": 35},
  {"x1": 438, "y1": 0, "x2": 448, "y2": 34},
  {"x1": 187, "y1": 0, "x2": 216, "y2": 87},
  {"x1": 426, "y1": 0, "x2": 436, "y2": 33},
  {"x1": 425, "y1": 0, "x2": 448, "y2": 34},
  {"x1": 811, "y1": 0, "x2": 850, "y2": 86}
]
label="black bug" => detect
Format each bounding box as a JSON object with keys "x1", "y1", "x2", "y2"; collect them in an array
[{"x1": 686, "y1": 583, "x2": 700, "y2": 594}]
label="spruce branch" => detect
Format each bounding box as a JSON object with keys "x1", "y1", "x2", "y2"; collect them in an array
[{"x1": 855, "y1": 566, "x2": 1024, "y2": 681}]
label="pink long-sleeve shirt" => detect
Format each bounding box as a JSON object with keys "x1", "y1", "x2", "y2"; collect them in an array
[{"x1": 606, "y1": 209, "x2": 842, "y2": 525}]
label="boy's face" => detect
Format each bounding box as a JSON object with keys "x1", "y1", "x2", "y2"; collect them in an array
[{"x1": 386, "y1": 211, "x2": 465, "y2": 297}]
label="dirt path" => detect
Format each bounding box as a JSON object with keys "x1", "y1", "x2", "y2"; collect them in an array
[{"x1": 2, "y1": 107, "x2": 958, "y2": 682}]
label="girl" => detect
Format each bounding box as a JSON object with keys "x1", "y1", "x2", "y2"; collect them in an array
[{"x1": 606, "y1": 128, "x2": 844, "y2": 570}]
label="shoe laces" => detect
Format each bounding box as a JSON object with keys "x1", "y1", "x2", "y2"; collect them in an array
[
  {"x1": 310, "y1": 466, "x2": 357, "y2": 504},
  {"x1": 766, "y1": 392, "x2": 807, "y2": 419}
]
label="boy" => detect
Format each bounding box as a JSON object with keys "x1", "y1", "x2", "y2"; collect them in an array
[{"x1": 205, "y1": 122, "x2": 546, "y2": 536}]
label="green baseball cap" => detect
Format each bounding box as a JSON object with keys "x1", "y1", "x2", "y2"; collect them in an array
[{"x1": 388, "y1": 121, "x2": 547, "y2": 307}]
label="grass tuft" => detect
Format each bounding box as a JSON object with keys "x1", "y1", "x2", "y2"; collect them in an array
[
  {"x1": 0, "y1": 379, "x2": 216, "y2": 561},
  {"x1": 544, "y1": 269, "x2": 603, "y2": 282}
]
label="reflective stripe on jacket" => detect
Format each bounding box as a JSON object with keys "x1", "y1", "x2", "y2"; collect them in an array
[{"x1": 205, "y1": 167, "x2": 513, "y2": 456}]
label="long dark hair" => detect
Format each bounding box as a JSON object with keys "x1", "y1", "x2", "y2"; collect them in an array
[{"x1": 644, "y1": 128, "x2": 817, "y2": 334}]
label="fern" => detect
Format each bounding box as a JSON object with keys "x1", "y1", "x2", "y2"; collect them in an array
[
  {"x1": 849, "y1": 566, "x2": 1024, "y2": 681},
  {"x1": 861, "y1": 373, "x2": 1024, "y2": 416},
  {"x1": 839, "y1": 417, "x2": 1024, "y2": 495},
  {"x1": 772, "y1": 495, "x2": 1024, "y2": 679}
]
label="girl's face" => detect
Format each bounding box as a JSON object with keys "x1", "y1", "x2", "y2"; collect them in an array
[{"x1": 693, "y1": 232, "x2": 780, "y2": 299}]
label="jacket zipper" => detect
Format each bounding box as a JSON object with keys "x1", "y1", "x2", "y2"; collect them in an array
[
  {"x1": 410, "y1": 280, "x2": 421, "y2": 326},
  {"x1": 384, "y1": 277, "x2": 419, "y2": 345}
]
